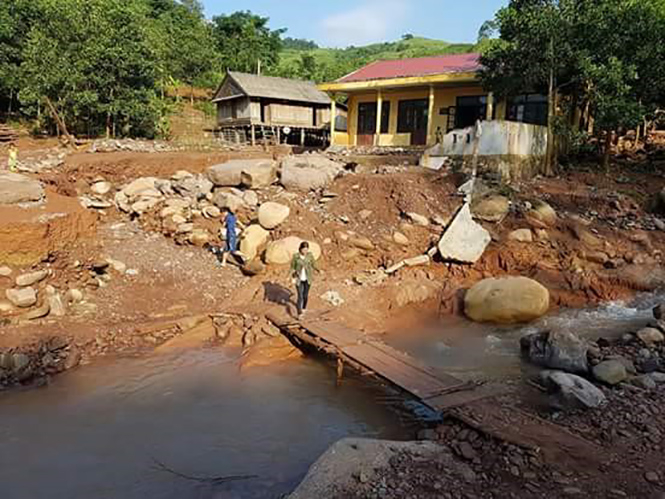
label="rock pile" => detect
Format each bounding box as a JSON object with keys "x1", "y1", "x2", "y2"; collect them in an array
[
  {"x1": 88, "y1": 155, "x2": 349, "y2": 267},
  {"x1": 0, "y1": 259, "x2": 125, "y2": 324},
  {"x1": 88, "y1": 138, "x2": 179, "y2": 153},
  {"x1": 521, "y1": 304, "x2": 665, "y2": 411},
  {"x1": 0, "y1": 337, "x2": 81, "y2": 387}
]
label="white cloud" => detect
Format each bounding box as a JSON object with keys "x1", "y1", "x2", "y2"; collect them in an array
[{"x1": 321, "y1": 0, "x2": 410, "y2": 47}]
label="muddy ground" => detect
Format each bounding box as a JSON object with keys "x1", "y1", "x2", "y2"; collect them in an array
[{"x1": 2, "y1": 137, "x2": 665, "y2": 497}]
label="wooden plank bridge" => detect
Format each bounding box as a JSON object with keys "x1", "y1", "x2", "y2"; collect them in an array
[
  {"x1": 267, "y1": 311, "x2": 503, "y2": 412},
  {"x1": 267, "y1": 310, "x2": 605, "y2": 471}
]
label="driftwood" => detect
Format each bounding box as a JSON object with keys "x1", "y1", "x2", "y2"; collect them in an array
[{"x1": 151, "y1": 457, "x2": 257, "y2": 485}]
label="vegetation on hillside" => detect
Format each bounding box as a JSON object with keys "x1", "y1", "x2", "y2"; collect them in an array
[
  {"x1": 0, "y1": 0, "x2": 472, "y2": 139},
  {"x1": 275, "y1": 35, "x2": 476, "y2": 83},
  {"x1": 3, "y1": 0, "x2": 660, "y2": 148}
]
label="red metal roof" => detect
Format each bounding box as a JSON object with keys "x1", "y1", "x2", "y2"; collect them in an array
[{"x1": 338, "y1": 53, "x2": 482, "y2": 83}]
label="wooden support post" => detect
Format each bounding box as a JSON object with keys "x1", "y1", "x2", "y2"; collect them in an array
[
  {"x1": 330, "y1": 94, "x2": 337, "y2": 146},
  {"x1": 486, "y1": 92, "x2": 495, "y2": 121},
  {"x1": 336, "y1": 357, "x2": 344, "y2": 386},
  {"x1": 276, "y1": 126, "x2": 281, "y2": 144},
  {"x1": 251, "y1": 124, "x2": 256, "y2": 146},
  {"x1": 300, "y1": 127, "x2": 305, "y2": 147},
  {"x1": 375, "y1": 89, "x2": 383, "y2": 146},
  {"x1": 427, "y1": 85, "x2": 436, "y2": 146}
]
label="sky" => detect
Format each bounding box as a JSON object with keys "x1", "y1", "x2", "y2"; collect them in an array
[{"x1": 201, "y1": 0, "x2": 508, "y2": 48}]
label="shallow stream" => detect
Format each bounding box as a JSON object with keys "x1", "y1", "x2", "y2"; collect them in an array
[{"x1": 0, "y1": 293, "x2": 660, "y2": 498}]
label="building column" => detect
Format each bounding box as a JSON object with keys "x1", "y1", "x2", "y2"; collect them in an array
[
  {"x1": 486, "y1": 92, "x2": 495, "y2": 120},
  {"x1": 374, "y1": 89, "x2": 383, "y2": 146},
  {"x1": 427, "y1": 85, "x2": 436, "y2": 145},
  {"x1": 330, "y1": 94, "x2": 336, "y2": 146}
]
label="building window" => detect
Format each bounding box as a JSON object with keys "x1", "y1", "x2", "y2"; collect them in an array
[
  {"x1": 455, "y1": 95, "x2": 487, "y2": 129},
  {"x1": 381, "y1": 101, "x2": 391, "y2": 134},
  {"x1": 397, "y1": 99, "x2": 429, "y2": 133},
  {"x1": 357, "y1": 101, "x2": 390, "y2": 135},
  {"x1": 506, "y1": 93, "x2": 548, "y2": 126},
  {"x1": 357, "y1": 102, "x2": 377, "y2": 135}
]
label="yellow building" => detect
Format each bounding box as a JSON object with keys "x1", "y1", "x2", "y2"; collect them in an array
[{"x1": 319, "y1": 53, "x2": 547, "y2": 148}]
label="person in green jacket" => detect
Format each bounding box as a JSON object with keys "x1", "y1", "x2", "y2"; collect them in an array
[{"x1": 290, "y1": 241, "x2": 318, "y2": 318}]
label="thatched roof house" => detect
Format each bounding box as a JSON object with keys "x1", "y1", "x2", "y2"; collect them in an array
[{"x1": 212, "y1": 72, "x2": 343, "y2": 131}]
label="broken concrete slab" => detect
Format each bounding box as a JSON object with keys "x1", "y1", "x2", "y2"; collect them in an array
[{"x1": 438, "y1": 204, "x2": 491, "y2": 264}]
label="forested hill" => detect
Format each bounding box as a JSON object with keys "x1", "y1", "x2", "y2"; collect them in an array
[
  {"x1": 276, "y1": 36, "x2": 477, "y2": 83},
  {"x1": 0, "y1": 2, "x2": 476, "y2": 139}
]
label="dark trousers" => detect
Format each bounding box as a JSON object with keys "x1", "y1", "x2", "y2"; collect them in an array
[{"x1": 296, "y1": 280, "x2": 310, "y2": 315}]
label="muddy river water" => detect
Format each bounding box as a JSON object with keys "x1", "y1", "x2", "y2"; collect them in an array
[{"x1": 0, "y1": 294, "x2": 660, "y2": 499}]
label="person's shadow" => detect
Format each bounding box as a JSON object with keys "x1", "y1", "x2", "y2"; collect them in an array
[{"x1": 262, "y1": 281, "x2": 294, "y2": 313}]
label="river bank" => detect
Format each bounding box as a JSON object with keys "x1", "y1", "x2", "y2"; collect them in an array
[
  {"x1": 1, "y1": 139, "x2": 665, "y2": 497},
  {"x1": 2, "y1": 140, "x2": 665, "y2": 390}
]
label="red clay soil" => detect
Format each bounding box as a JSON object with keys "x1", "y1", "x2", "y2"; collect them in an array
[
  {"x1": 2, "y1": 147, "x2": 665, "y2": 368},
  {"x1": 0, "y1": 188, "x2": 97, "y2": 266}
]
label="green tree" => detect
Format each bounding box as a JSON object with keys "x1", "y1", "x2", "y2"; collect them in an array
[
  {"x1": 0, "y1": 0, "x2": 42, "y2": 115},
  {"x1": 282, "y1": 37, "x2": 318, "y2": 51},
  {"x1": 150, "y1": 0, "x2": 220, "y2": 96},
  {"x1": 296, "y1": 53, "x2": 319, "y2": 81},
  {"x1": 20, "y1": 0, "x2": 162, "y2": 137},
  {"x1": 480, "y1": 0, "x2": 665, "y2": 170},
  {"x1": 211, "y1": 11, "x2": 285, "y2": 74}
]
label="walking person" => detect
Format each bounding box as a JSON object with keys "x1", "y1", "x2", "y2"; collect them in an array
[
  {"x1": 7, "y1": 143, "x2": 18, "y2": 172},
  {"x1": 221, "y1": 208, "x2": 239, "y2": 267},
  {"x1": 290, "y1": 242, "x2": 318, "y2": 318}
]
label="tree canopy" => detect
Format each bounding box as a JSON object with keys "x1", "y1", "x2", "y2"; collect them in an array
[
  {"x1": 0, "y1": 2, "x2": 292, "y2": 138},
  {"x1": 211, "y1": 11, "x2": 285, "y2": 74},
  {"x1": 479, "y1": 0, "x2": 665, "y2": 166}
]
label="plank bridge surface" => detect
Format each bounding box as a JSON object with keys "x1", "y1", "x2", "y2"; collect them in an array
[
  {"x1": 267, "y1": 310, "x2": 604, "y2": 471},
  {"x1": 268, "y1": 311, "x2": 485, "y2": 411}
]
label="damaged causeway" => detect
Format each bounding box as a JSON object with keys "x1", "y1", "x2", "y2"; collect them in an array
[{"x1": 267, "y1": 310, "x2": 605, "y2": 472}]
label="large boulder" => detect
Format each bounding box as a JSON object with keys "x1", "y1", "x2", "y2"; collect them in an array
[
  {"x1": 0, "y1": 172, "x2": 45, "y2": 204},
  {"x1": 207, "y1": 159, "x2": 276, "y2": 188},
  {"x1": 212, "y1": 190, "x2": 245, "y2": 212},
  {"x1": 241, "y1": 165, "x2": 276, "y2": 189},
  {"x1": 592, "y1": 360, "x2": 628, "y2": 385},
  {"x1": 464, "y1": 276, "x2": 550, "y2": 324},
  {"x1": 239, "y1": 225, "x2": 270, "y2": 261},
  {"x1": 258, "y1": 202, "x2": 290, "y2": 230},
  {"x1": 471, "y1": 195, "x2": 510, "y2": 222},
  {"x1": 508, "y1": 228, "x2": 533, "y2": 243},
  {"x1": 265, "y1": 236, "x2": 322, "y2": 265},
  {"x1": 520, "y1": 330, "x2": 589, "y2": 374},
  {"x1": 636, "y1": 327, "x2": 665, "y2": 346},
  {"x1": 15, "y1": 269, "x2": 49, "y2": 287},
  {"x1": 172, "y1": 175, "x2": 213, "y2": 198},
  {"x1": 438, "y1": 204, "x2": 491, "y2": 264},
  {"x1": 527, "y1": 200, "x2": 558, "y2": 227},
  {"x1": 540, "y1": 371, "x2": 607, "y2": 410},
  {"x1": 121, "y1": 177, "x2": 158, "y2": 198},
  {"x1": 280, "y1": 154, "x2": 344, "y2": 191},
  {"x1": 6, "y1": 287, "x2": 37, "y2": 308}
]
